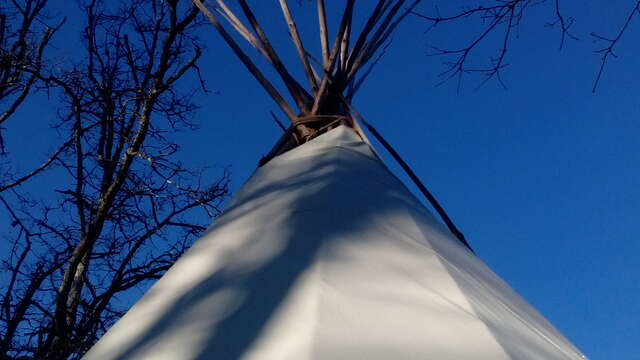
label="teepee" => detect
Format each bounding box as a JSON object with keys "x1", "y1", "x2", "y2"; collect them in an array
[{"x1": 83, "y1": 1, "x2": 587, "y2": 359}]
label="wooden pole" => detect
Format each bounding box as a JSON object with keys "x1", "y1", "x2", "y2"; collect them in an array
[
  {"x1": 279, "y1": 0, "x2": 319, "y2": 94},
  {"x1": 213, "y1": 0, "x2": 268, "y2": 58},
  {"x1": 366, "y1": 0, "x2": 422, "y2": 64},
  {"x1": 312, "y1": 0, "x2": 356, "y2": 114},
  {"x1": 346, "y1": 0, "x2": 406, "y2": 81},
  {"x1": 317, "y1": 0, "x2": 330, "y2": 67},
  {"x1": 193, "y1": 0, "x2": 298, "y2": 122},
  {"x1": 341, "y1": 97, "x2": 474, "y2": 253},
  {"x1": 270, "y1": 110, "x2": 287, "y2": 132},
  {"x1": 345, "y1": 0, "x2": 389, "y2": 76},
  {"x1": 339, "y1": 16, "x2": 352, "y2": 70},
  {"x1": 237, "y1": 0, "x2": 313, "y2": 113}
]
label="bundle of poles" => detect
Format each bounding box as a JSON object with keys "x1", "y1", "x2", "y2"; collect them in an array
[{"x1": 193, "y1": 0, "x2": 421, "y2": 142}]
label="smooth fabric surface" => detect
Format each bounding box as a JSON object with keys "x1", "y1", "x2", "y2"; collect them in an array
[{"x1": 83, "y1": 126, "x2": 587, "y2": 360}]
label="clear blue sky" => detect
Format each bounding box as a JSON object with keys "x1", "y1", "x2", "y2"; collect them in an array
[{"x1": 4, "y1": 1, "x2": 640, "y2": 359}]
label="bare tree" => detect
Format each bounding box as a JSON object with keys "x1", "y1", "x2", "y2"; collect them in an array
[{"x1": 0, "y1": 1, "x2": 228, "y2": 359}]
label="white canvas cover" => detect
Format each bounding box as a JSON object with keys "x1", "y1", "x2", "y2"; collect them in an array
[{"x1": 83, "y1": 126, "x2": 587, "y2": 360}]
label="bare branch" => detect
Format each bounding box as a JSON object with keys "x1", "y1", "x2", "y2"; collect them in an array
[
  {"x1": 412, "y1": 0, "x2": 577, "y2": 89},
  {"x1": 591, "y1": 1, "x2": 640, "y2": 92},
  {"x1": 0, "y1": 122, "x2": 100, "y2": 193},
  {"x1": 546, "y1": 0, "x2": 578, "y2": 49}
]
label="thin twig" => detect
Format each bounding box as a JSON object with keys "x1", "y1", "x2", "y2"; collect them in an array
[
  {"x1": 591, "y1": 1, "x2": 640, "y2": 93},
  {"x1": 412, "y1": 1, "x2": 575, "y2": 89},
  {"x1": 547, "y1": 0, "x2": 578, "y2": 49}
]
